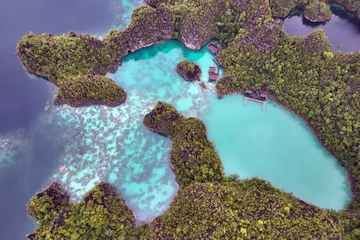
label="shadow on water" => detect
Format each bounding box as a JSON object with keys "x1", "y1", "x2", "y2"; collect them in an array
[
  {"x1": 121, "y1": 39, "x2": 212, "y2": 64},
  {"x1": 329, "y1": 3, "x2": 360, "y2": 30},
  {"x1": 284, "y1": 3, "x2": 360, "y2": 52}
]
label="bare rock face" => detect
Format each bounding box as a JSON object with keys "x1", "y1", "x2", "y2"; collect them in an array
[
  {"x1": 179, "y1": 5, "x2": 215, "y2": 50},
  {"x1": 126, "y1": 6, "x2": 175, "y2": 52}
]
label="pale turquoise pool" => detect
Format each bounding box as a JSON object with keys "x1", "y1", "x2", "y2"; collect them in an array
[{"x1": 201, "y1": 94, "x2": 351, "y2": 210}]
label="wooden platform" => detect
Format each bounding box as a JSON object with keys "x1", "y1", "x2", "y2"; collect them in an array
[
  {"x1": 209, "y1": 66, "x2": 216, "y2": 73},
  {"x1": 244, "y1": 97, "x2": 266, "y2": 110},
  {"x1": 209, "y1": 73, "x2": 218, "y2": 81},
  {"x1": 208, "y1": 44, "x2": 219, "y2": 54}
]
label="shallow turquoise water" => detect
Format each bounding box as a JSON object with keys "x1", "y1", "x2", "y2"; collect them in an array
[
  {"x1": 0, "y1": 40, "x2": 351, "y2": 226},
  {"x1": 113, "y1": 39, "x2": 350, "y2": 210},
  {"x1": 200, "y1": 95, "x2": 351, "y2": 209},
  {"x1": 30, "y1": 40, "x2": 221, "y2": 223}
]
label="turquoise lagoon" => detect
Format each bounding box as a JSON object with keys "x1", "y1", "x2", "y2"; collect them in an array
[
  {"x1": 1, "y1": 40, "x2": 351, "y2": 225},
  {"x1": 201, "y1": 95, "x2": 351, "y2": 210},
  {"x1": 43, "y1": 40, "x2": 350, "y2": 219}
]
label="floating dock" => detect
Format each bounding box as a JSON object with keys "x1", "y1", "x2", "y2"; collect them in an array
[
  {"x1": 209, "y1": 66, "x2": 216, "y2": 73},
  {"x1": 244, "y1": 90, "x2": 267, "y2": 110},
  {"x1": 209, "y1": 73, "x2": 218, "y2": 81},
  {"x1": 244, "y1": 97, "x2": 267, "y2": 110},
  {"x1": 208, "y1": 44, "x2": 221, "y2": 81}
]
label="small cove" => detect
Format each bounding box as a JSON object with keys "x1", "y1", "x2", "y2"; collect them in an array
[
  {"x1": 201, "y1": 94, "x2": 351, "y2": 210},
  {"x1": 284, "y1": 4, "x2": 360, "y2": 52}
]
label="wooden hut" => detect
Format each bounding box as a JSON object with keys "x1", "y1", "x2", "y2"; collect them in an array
[
  {"x1": 209, "y1": 67, "x2": 216, "y2": 73},
  {"x1": 244, "y1": 90, "x2": 253, "y2": 96},
  {"x1": 209, "y1": 73, "x2": 218, "y2": 81},
  {"x1": 259, "y1": 93, "x2": 268, "y2": 101},
  {"x1": 208, "y1": 44, "x2": 219, "y2": 54}
]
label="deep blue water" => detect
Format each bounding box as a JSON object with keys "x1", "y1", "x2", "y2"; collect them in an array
[
  {"x1": 284, "y1": 5, "x2": 360, "y2": 52},
  {"x1": 0, "y1": 0, "x2": 119, "y2": 239}
]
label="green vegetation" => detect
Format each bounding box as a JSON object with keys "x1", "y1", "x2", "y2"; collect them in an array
[
  {"x1": 176, "y1": 60, "x2": 201, "y2": 81},
  {"x1": 144, "y1": 102, "x2": 224, "y2": 186},
  {"x1": 16, "y1": 5, "x2": 174, "y2": 107},
  {"x1": 148, "y1": 180, "x2": 342, "y2": 239},
  {"x1": 217, "y1": 25, "x2": 360, "y2": 213},
  {"x1": 145, "y1": 0, "x2": 269, "y2": 45},
  {"x1": 270, "y1": 0, "x2": 360, "y2": 21},
  {"x1": 55, "y1": 75, "x2": 127, "y2": 107},
  {"x1": 27, "y1": 182, "x2": 135, "y2": 239},
  {"x1": 304, "y1": 2, "x2": 333, "y2": 22},
  {"x1": 20, "y1": 0, "x2": 360, "y2": 238},
  {"x1": 28, "y1": 178, "x2": 345, "y2": 239},
  {"x1": 16, "y1": 32, "x2": 127, "y2": 107},
  {"x1": 123, "y1": 5, "x2": 174, "y2": 51},
  {"x1": 28, "y1": 102, "x2": 360, "y2": 239},
  {"x1": 16, "y1": 32, "x2": 119, "y2": 82}
]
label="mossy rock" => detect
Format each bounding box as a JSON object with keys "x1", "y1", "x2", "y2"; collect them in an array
[
  {"x1": 27, "y1": 182, "x2": 135, "y2": 239},
  {"x1": 179, "y1": 5, "x2": 215, "y2": 49},
  {"x1": 176, "y1": 60, "x2": 201, "y2": 82},
  {"x1": 54, "y1": 75, "x2": 127, "y2": 107},
  {"x1": 143, "y1": 101, "x2": 184, "y2": 137},
  {"x1": 27, "y1": 182, "x2": 70, "y2": 226},
  {"x1": 16, "y1": 32, "x2": 120, "y2": 83},
  {"x1": 147, "y1": 183, "x2": 240, "y2": 239}
]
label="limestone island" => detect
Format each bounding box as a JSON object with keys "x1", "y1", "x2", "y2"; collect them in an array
[
  {"x1": 16, "y1": 0, "x2": 360, "y2": 238},
  {"x1": 176, "y1": 60, "x2": 201, "y2": 82}
]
